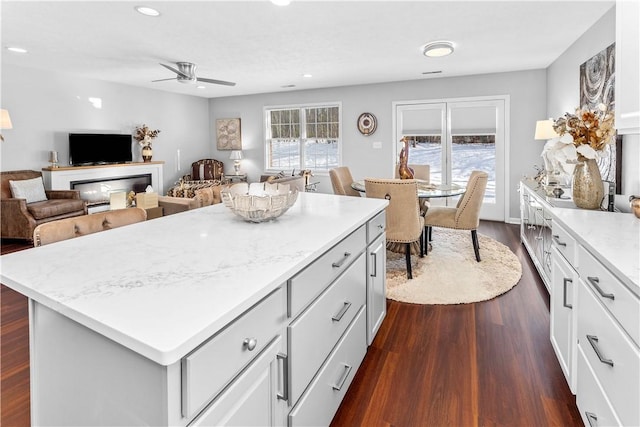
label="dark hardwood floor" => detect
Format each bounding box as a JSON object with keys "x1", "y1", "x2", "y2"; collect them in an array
[{"x1": 1, "y1": 223, "x2": 581, "y2": 426}]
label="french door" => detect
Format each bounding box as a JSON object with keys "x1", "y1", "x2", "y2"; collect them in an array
[{"x1": 394, "y1": 96, "x2": 507, "y2": 221}]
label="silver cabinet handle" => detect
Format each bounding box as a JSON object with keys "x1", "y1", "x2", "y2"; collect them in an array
[
  {"x1": 332, "y1": 301, "x2": 352, "y2": 322},
  {"x1": 585, "y1": 412, "x2": 597, "y2": 427},
  {"x1": 586, "y1": 335, "x2": 614, "y2": 367},
  {"x1": 377, "y1": 224, "x2": 384, "y2": 229},
  {"x1": 370, "y1": 252, "x2": 377, "y2": 277},
  {"x1": 243, "y1": 337, "x2": 257, "y2": 351},
  {"x1": 552, "y1": 234, "x2": 566, "y2": 247},
  {"x1": 563, "y1": 278, "x2": 573, "y2": 309},
  {"x1": 588, "y1": 277, "x2": 615, "y2": 300},
  {"x1": 332, "y1": 252, "x2": 351, "y2": 268},
  {"x1": 276, "y1": 353, "x2": 288, "y2": 401},
  {"x1": 332, "y1": 363, "x2": 353, "y2": 391}
]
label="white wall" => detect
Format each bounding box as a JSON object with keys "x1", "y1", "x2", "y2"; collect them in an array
[
  {"x1": 210, "y1": 69, "x2": 547, "y2": 221},
  {"x1": 0, "y1": 64, "x2": 211, "y2": 191},
  {"x1": 547, "y1": 6, "x2": 640, "y2": 196}
]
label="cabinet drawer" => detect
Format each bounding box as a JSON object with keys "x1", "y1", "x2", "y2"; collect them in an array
[
  {"x1": 576, "y1": 346, "x2": 622, "y2": 427},
  {"x1": 289, "y1": 306, "x2": 367, "y2": 427},
  {"x1": 289, "y1": 253, "x2": 366, "y2": 405},
  {"x1": 578, "y1": 245, "x2": 640, "y2": 347},
  {"x1": 551, "y1": 221, "x2": 576, "y2": 267},
  {"x1": 577, "y1": 279, "x2": 640, "y2": 427},
  {"x1": 366, "y1": 211, "x2": 386, "y2": 244},
  {"x1": 182, "y1": 287, "x2": 286, "y2": 419},
  {"x1": 289, "y1": 225, "x2": 366, "y2": 318}
]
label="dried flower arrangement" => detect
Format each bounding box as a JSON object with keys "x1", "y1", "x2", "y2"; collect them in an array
[
  {"x1": 133, "y1": 125, "x2": 161, "y2": 146},
  {"x1": 551, "y1": 103, "x2": 616, "y2": 161}
]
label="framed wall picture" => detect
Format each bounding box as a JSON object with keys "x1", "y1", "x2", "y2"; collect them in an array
[{"x1": 216, "y1": 118, "x2": 242, "y2": 150}]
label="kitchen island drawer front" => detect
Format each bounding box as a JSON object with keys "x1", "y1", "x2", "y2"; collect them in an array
[
  {"x1": 578, "y1": 245, "x2": 640, "y2": 346},
  {"x1": 576, "y1": 346, "x2": 622, "y2": 427},
  {"x1": 366, "y1": 211, "x2": 386, "y2": 244},
  {"x1": 289, "y1": 225, "x2": 366, "y2": 318},
  {"x1": 551, "y1": 221, "x2": 576, "y2": 267},
  {"x1": 289, "y1": 306, "x2": 367, "y2": 427},
  {"x1": 182, "y1": 286, "x2": 286, "y2": 419},
  {"x1": 289, "y1": 253, "x2": 366, "y2": 404},
  {"x1": 578, "y1": 279, "x2": 640, "y2": 427}
]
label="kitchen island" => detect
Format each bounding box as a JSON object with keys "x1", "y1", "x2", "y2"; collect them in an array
[{"x1": 0, "y1": 192, "x2": 388, "y2": 426}]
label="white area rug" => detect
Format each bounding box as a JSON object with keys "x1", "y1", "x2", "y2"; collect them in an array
[{"x1": 386, "y1": 228, "x2": 522, "y2": 304}]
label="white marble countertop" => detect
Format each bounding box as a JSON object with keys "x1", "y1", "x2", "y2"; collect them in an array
[
  {"x1": 550, "y1": 208, "x2": 639, "y2": 295},
  {"x1": 0, "y1": 193, "x2": 387, "y2": 365}
]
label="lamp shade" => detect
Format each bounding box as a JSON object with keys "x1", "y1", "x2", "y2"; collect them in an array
[
  {"x1": 534, "y1": 119, "x2": 558, "y2": 140},
  {"x1": 0, "y1": 109, "x2": 13, "y2": 129},
  {"x1": 229, "y1": 150, "x2": 243, "y2": 160}
]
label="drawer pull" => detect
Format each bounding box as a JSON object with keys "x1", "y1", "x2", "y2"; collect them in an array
[
  {"x1": 332, "y1": 252, "x2": 352, "y2": 268},
  {"x1": 332, "y1": 301, "x2": 352, "y2": 322},
  {"x1": 332, "y1": 363, "x2": 353, "y2": 391},
  {"x1": 370, "y1": 253, "x2": 377, "y2": 277},
  {"x1": 585, "y1": 412, "x2": 597, "y2": 427},
  {"x1": 587, "y1": 277, "x2": 615, "y2": 300},
  {"x1": 242, "y1": 337, "x2": 258, "y2": 351},
  {"x1": 276, "y1": 353, "x2": 288, "y2": 401},
  {"x1": 377, "y1": 224, "x2": 384, "y2": 229},
  {"x1": 586, "y1": 335, "x2": 614, "y2": 367},
  {"x1": 552, "y1": 234, "x2": 566, "y2": 247},
  {"x1": 563, "y1": 278, "x2": 573, "y2": 309}
]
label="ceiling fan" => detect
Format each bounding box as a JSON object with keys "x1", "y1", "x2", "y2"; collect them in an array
[{"x1": 153, "y1": 62, "x2": 236, "y2": 86}]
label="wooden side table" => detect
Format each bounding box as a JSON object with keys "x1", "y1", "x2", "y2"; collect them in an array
[{"x1": 223, "y1": 173, "x2": 248, "y2": 184}]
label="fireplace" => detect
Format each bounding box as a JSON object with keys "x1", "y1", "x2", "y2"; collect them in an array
[{"x1": 71, "y1": 174, "x2": 152, "y2": 210}]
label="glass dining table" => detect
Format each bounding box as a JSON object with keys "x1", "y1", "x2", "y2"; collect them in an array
[{"x1": 350, "y1": 179, "x2": 466, "y2": 199}]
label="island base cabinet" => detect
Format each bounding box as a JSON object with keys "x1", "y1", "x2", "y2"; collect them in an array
[
  {"x1": 288, "y1": 307, "x2": 367, "y2": 427},
  {"x1": 191, "y1": 336, "x2": 286, "y2": 427}
]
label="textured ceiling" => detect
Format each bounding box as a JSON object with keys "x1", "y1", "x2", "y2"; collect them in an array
[{"x1": 1, "y1": 0, "x2": 614, "y2": 98}]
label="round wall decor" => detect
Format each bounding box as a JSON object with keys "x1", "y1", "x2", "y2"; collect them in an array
[{"x1": 357, "y1": 112, "x2": 377, "y2": 136}]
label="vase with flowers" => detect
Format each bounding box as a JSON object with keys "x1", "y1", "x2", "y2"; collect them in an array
[
  {"x1": 133, "y1": 124, "x2": 161, "y2": 162},
  {"x1": 550, "y1": 103, "x2": 616, "y2": 209}
]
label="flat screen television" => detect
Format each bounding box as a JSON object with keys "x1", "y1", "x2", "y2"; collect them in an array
[{"x1": 69, "y1": 133, "x2": 133, "y2": 166}]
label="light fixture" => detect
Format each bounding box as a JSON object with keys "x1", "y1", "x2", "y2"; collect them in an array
[
  {"x1": 534, "y1": 119, "x2": 558, "y2": 140},
  {"x1": 48, "y1": 151, "x2": 59, "y2": 169},
  {"x1": 422, "y1": 41, "x2": 455, "y2": 58},
  {"x1": 196, "y1": 85, "x2": 206, "y2": 89},
  {"x1": 134, "y1": 6, "x2": 161, "y2": 16},
  {"x1": 303, "y1": 73, "x2": 312, "y2": 78},
  {"x1": 270, "y1": 0, "x2": 291, "y2": 5},
  {"x1": 0, "y1": 109, "x2": 13, "y2": 142},
  {"x1": 229, "y1": 150, "x2": 243, "y2": 174},
  {"x1": 7, "y1": 47, "x2": 28, "y2": 54}
]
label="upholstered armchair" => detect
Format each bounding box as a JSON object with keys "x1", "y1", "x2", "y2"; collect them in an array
[
  {"x1": 1, "y1": 170, "x2": 87, "y2": 241},
  {"x1": 166, "y1": 158, "x2": 224, "y2": 198},
  {"x1": 423, "y1": 170, "x2": 488, "y2": 262},
  {"x1": 329, "y1": 166, "x2": 361, "y2": 197},
  {"x1": 365, "y1": 178, "x2": 424, "y2": 279}
]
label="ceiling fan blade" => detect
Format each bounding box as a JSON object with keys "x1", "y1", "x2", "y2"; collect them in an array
[
  {"x1": 160, "y1": 63, "x2": 189, "y2": 78},
  {"x1": 151, "y1": 77, "x2": 178, "y2": 82},
  {"x1": 197, "y1": 77, "x2": 236, "y2": 86}
]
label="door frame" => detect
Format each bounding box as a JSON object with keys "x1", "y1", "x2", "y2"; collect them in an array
[{"x1": 392, "y1": 95, "x2": 511, "y2": 223}]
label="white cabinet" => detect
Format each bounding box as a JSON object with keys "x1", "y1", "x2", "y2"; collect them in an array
[
  {"x1": 367, "y1": 233, "x2": 386, "y2": 345},
  {"x1": 615, "y1": 0, "x2": 640, "y2": 134},
  {"x1": 519, "y1": 181, "x2": 552, "y2": 291}
]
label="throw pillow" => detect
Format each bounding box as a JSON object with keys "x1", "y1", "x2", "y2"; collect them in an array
[{"x1": 9, "y1": 177, "x2": 48, "y2": 203}]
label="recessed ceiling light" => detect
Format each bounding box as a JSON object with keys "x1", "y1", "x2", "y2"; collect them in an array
[
  {"x1": 135, "y1": 6, "x2": 161, "y2": 17},
  {"x1": 7, "y1": 46, "x2": 28, "y2": 54},
  {"x1": 422, "y1": 71, "x2": 443, "y2": 75},
  {"x1": 303, "y1": 74, "x2": 312, "y2": 78},
  {"x1": 196, "y1": 85, "x2": 206, "y2": 89},
  {"x1": 271, "y1": 0, "x2": 291, "y2": 6},
  {"x1": 281, "y1": 84, "x2": 296, "y2": 88},
  {"x1": 422, "y1": 41, "x2": 454, "y2": 58}
]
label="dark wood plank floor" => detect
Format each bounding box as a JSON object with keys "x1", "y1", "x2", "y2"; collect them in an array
[
  {"x1": 1, "y1": 223, "x2": 581, "y2": 426},
  {"x1": 331, "y1": 221, "x2": 582, "y2": 427}
]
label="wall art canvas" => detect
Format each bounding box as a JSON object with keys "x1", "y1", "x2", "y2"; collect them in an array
[
  {"x1": 580, "y1": 43, "x2": 617, "y2": 185},
  {"x1": 216, "y1": 118, "x2": 242, "y2": 150}
]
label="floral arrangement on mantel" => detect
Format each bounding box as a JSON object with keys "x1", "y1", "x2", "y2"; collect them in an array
[
  {"x1": 133, "y1": 124, "x2": 161, "y2": 147},
  {"x1": 551, "y1": 103, "x2": 616, "y2": 161}
]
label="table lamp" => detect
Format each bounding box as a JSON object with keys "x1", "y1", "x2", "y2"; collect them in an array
[
  {"x1": 535, "y1": 119, "x2": 562, "y2": 188},
  {"x1": 49, "y1": 150, "x2": 59, "y2": 168},
  {"x1": 229, "y1": 150, "x2": 243, "y2": 174},
  {"x1": 0, "y1": 109, "x2": 13, "y2": 141}
]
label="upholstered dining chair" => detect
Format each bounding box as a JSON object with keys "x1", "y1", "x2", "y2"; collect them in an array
[
  {"x1": 365, "y1": 179, "x2": 424, "y2": 279},
  {"x1": 395, "y1": 164, "x2": 431, "y2": 214},
  {"x1": 423, "y1": 170, "x2": 488, "y2": 262},
  {"x1": 329, "y1": 167, "x2": 361, "y2": 197}
]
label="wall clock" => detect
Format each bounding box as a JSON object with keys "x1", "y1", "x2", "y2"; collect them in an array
[{"x1": 357, "y1": 112, "x2": 377, "y2": 136}]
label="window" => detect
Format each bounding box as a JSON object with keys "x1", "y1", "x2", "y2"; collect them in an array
[{"x1": 265, "y1": 103, "x2": 341, "y2": 172}]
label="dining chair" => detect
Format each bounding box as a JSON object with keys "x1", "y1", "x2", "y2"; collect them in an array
[
  {"x1": 423, "y1": 170, "x2": 488, "y2": 262},
  {"x1": 365, "y1": 178, "x2": 424, "y2": 279},
  {"x1": 329, "y1": 166, "x2": 361, "y2": 197}
]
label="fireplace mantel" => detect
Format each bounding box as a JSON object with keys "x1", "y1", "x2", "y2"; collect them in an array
[{"x1": 42, "y1": 162, "x2": 164, "y2": 195}]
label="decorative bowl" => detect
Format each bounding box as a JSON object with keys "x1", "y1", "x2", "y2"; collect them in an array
[{"x1": 221, "y1": 183, "x2": 299, "y2": 223}]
